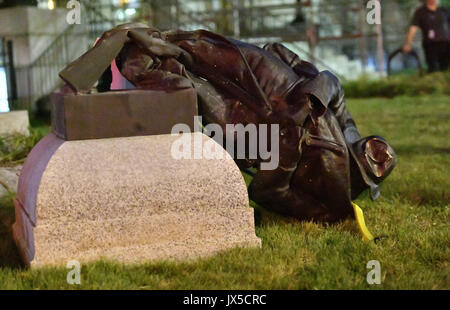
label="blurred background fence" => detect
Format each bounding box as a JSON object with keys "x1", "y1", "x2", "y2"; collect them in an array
[{"x1": 0, "y1": 0, "x2": 448, "y2": 112}]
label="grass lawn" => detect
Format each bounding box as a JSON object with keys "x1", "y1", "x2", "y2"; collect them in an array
[{"x1": 0, "y1": 95, "x2": 449, "y2": 289}]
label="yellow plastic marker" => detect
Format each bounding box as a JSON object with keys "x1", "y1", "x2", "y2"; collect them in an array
[{"x1": 352, "y1": 202, "x2": 375, "y2": 242}]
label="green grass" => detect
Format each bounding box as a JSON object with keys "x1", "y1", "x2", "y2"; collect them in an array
[
  {"x1": 343, "y1": 71, "x2": 450, "y2": 98},
  {"x1": 0, "y1": 125, "x2": 50, "y2": 166},
  {"x1": 0, "y1": 96, "x2": 449, "y2": 289}
]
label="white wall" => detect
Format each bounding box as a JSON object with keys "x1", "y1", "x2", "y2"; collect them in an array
[
  {"x1": 0, "y1": 6, "x2": 69, "y2": 66},
  {"x1": 0, "y1": 6, "x2": 89, "y2": 108}
]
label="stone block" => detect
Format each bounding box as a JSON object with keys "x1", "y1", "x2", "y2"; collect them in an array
[
  {"x1": 0, "y1": 111, "x2": 30, "y2": 136},
  {"x1": 13, "y1": 132, "x2": 260, "y2": 267},
  {"x1": 0, "y1": 166, "x2": 21, "y2": 198}
]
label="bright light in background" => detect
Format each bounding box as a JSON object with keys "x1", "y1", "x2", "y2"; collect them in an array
[
  {"x1": 115, "y1": 0, "x2": 141, "y2": 7},
  {"x1": 0, "y1": 68, "x2": 9, "y2": 113},
  {"x1": 47, "y1": 0, "x2": 55, "y2": 10},
  {"x1": 116, "y1": 10, "x2": 125, "y2": 20},
  {"x1": 125, "y1": 8, "x2": 136, "y2": 16}
]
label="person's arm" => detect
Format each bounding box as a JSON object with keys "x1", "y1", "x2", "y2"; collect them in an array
[
  {"x1": 404, "y1": 7, "x2": 422, "y2": 53},
  {"x1": 403, "y1": 25, "x2": 419, "y2": 53}
]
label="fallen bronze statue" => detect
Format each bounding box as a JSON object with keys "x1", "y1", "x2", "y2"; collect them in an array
[{"x1": 59, "y1": 23, "x2": 397, "y2": 241}]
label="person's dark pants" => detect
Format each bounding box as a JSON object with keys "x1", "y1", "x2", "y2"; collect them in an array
[{"x1": 423, "y1": 41, "x2": 450, "y2": 73}]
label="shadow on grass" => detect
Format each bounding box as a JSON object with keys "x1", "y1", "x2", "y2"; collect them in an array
[{"x1": 0, "y1": 194, "x2": 25, "y2": 269}]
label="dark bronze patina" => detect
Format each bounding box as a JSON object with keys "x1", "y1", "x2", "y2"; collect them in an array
[
  {"x1": 59, "y1": 23, "x2": 396, "y2": 224},
  {"x1": 51, "y1": 88, "x2": 197, "y2": 140}
]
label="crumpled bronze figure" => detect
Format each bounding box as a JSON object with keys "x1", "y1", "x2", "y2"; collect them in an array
[{"x1": 60, "y1": 23, "x2": 396, "y2": 228}]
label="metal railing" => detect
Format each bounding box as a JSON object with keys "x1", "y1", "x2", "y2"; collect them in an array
[
  {"x1": 15, "y1": 24, "x2": 79, "y2": 109},
  {"x1": 9, "y1": 0, "x2": 423, "y2": 109}
]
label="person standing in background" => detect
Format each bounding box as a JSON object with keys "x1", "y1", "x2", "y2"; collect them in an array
[{"x1": 403, "y1": 0, "x2": 449, "y2": 73}]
